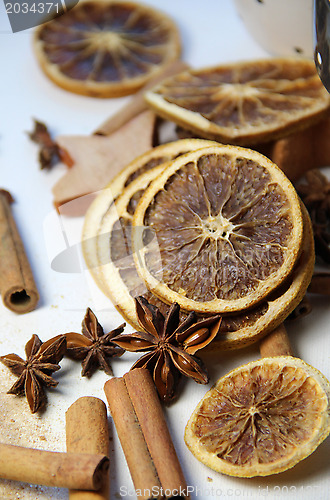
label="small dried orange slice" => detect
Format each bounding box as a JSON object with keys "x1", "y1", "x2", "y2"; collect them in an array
[
  {"x1": 185, "y1": 357, "x2": 330, "y2": 477},
  {"x1": 145, "y1": 58, "x2": 330, "y2": 144},
  {"x1": 132, "y1": 145, "x2": 304, "y2": 314},
  {"x1": 82, "y1": 139, "x2": 217, "y2": 297},
  {"x1": 34, "y1": 0, "x2": 181, "y2": 97}
]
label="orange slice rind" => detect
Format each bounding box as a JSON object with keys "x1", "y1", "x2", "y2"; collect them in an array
[
  {"x1": 185, "y1": 356, "x2": 330, "y2": 477},
  {"x1": 145, "y1": 58, "x2": 330, "y2": 144},
  {"x1": 34, "y1": 0, "x2": 181, "y2": 97},
  {"x1": 132, "y1": 145, "x2": 304, "y2": 314},
  {"x1": 96, "y1": 163, "x2": 167, "y2": 314}
]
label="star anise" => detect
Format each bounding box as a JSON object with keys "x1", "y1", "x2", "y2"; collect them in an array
[
  {"x1": 28, "y1": 119, "x2": 73, "y2": 169},
  {"x1": 65, "y1": 308, "x2": 125, "y2": 377},
  {"x1": 0, "y1": 334, "x2": 66, "y2": 413},
  {"x1": 28, "y1": 119, "x2": 62, "y2": 169},
  {"x1": 112, "y1": 297, "x2": 221, "y2": 403},
  {"x1": 297, "y1": 169, "x2": 330, "y2": 263}
]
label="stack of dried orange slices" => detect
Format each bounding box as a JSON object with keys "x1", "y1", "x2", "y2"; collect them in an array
[
  {"x1": 82, "y1": 137, "x2": 314, "y2": 350},
  {"x1": 81, "y1": 57, "x2": 328, "y2": 349}
]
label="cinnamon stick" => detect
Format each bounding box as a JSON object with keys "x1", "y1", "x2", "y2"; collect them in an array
[
  {"x1": 289, "y1": 295, "x2": 312, "y2": 320},
  {"x1": 94, "y1": 60, "x2": 189, "y2": 136},
  {"x1": 124, "y1": 369, "x2": 189, "y2": 497},
  {"x1": 105, "y1": 377, "x2": 161, "y2": 500},
  {"x1": 66, "y1": 397, "x2": 110, "y2": 500},
  {"x1": 104, "y1": 368, "x2": 190, "y2": 499},
  {"x1": 0, "y1": 189, "x2": 39, "y2": 313},
  {"x1": 267, "y1": 116, "x2": 330, "y2": 182},
  {"x1": 308, "y1": 272, "x2": 330, "y2": 295},
  {"x1": 0, "y1": 443, "x2": 108, "y2": 490},
  {"x1": 259, "y1": 324, "x2": 294, "y2": 358}
]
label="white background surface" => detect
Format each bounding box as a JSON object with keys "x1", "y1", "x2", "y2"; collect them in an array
[{"x1": 0, "y1": 1, "x2": 330, "y2": 499}]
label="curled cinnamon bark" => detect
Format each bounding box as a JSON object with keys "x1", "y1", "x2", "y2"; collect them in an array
[{"x1": 0, "y1": 190, "x2": 39, "y2": 313}]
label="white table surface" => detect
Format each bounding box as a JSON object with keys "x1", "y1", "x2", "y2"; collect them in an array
[{"x1": 0, "y1": 1, "x2": 329, "y2": 499}]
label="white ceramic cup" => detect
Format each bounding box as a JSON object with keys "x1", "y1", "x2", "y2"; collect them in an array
[{"x1": 233, "y1": 0, "x2": 314, "y2": 58}]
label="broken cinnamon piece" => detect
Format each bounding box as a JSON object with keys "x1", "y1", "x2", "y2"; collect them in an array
[
  {"x1": 104, "y1": 368, "x2": 190, "y2": 499},
  {"x1": 0, "y1": 443, "x2": 108, "y2": 490},
  {"x1": 259, "y1": 324, "x2": 294, "y2": 358},
  {"x1": 0, "y1": 189, "x2": 39, "y2": 313},
  {"x1": 52, "y1": 110, "x2": 156, "y2": 214},
  {"x1": 95, "y1": 60, "x2": 189, "y2": 136},
  {"x1": 308, "y1": 272, "x2": 330, "y2": 295},
  {"x1": 66, "y1": 397, "x2": 110, "y2": 500},
  {"x1": 267, "y1": 116, "x2": 330, "y2": 182}
]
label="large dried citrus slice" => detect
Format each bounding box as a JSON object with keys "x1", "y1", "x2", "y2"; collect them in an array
[
  {"x1": 145, "y1": 58, "x2": 330, "y2": 144},
  {"x1": 185, "y1": 357, "x2": 330, "y2": 477},
  {"x1": 82, "y1": 139, "x2": 217, "y2": 296},
  {"x1": 132, "y1": 145, "x2": 304, "y2": 314},
  {"x1": 34, "y1": 0, "x2": 181, "y2": 97}
]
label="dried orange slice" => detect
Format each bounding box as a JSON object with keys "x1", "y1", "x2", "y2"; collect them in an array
[
  {"x1": 132, "y1": 145, "x2": 304, "y2": 314},
  {"x1": 34, "y1": 0, "x2": 181, "y2": 97},
  {"x1": 185, "y1": 357, "x2": 330, "y2": 477},
  {"x1": 82, "y1": 139, "x2": 217, "y2": 297},
  {"x1": 145, "y1": 58, "x2": 330, "y2": 144}
]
